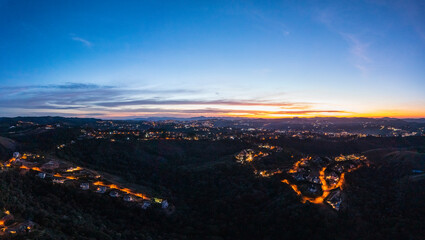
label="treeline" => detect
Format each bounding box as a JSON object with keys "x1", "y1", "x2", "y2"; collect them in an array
[
  {"x1": 268, "y1": 136, "x2": 425, "y2": 156},
  {"x1": 57, "y1": 139, "x2": 248, "y2": 192},
  {"x1": 3, "y1": 131, "x2": 425, "y2": 239},
  {"x1": 341, "y1": 151, "x2": 425, "y2": 240}
]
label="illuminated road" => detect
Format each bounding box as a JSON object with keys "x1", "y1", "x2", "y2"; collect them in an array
[{"x1": 282, "y1": 155, "x2": 367, "y2": 207}]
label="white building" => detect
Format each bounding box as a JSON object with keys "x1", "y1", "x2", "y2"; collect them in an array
[
  {"x1": 53, "y1": 178, "x2": 65, "y2": 184},
  {"x1": 141, "y1": 201, "x2": 151, "y2": 210},
  {"x1": 161, "y1": 200, "x2": 169, "y2": 209},
  {"x1": 80, "y1": 183, "x2": 90, "y2": 190},
  {"x1": 36, "y1": 172, "x2": 46, "y2": 179},
  {"x1": 109, "y1": 191, "x2": 119, "y2": 197},
  {"x1": 123, "y1": 195, "x2": 133, "y2": 202}
]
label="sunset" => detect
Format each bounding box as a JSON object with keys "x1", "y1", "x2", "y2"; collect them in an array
[
  {"x1": 1, "y1": 0, "x2": 424, "y2": 119},
  {"x1": 1, "y1": 1, "x2": 425, "y2": 239}
]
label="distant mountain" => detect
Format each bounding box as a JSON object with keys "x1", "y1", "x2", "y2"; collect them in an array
[{"x1": 403, "y1": 118, "x2": 425, "y2": 123}]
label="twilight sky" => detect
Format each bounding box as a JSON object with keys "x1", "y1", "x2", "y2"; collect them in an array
[{"x1": 1, "y1": 0, "x2": 424, "y2": 119}]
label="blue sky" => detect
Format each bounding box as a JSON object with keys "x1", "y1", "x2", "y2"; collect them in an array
[{"x1": 0, "y1": 0, "x2": 424, "y2": 118}]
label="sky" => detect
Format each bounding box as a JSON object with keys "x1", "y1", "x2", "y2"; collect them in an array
[{"x1": 0, "y1": 0, "x2": 424, "y2": 119}]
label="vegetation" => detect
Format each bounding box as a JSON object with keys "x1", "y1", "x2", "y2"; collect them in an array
[{"x1": 1, "y1": 117, "x2": 425, "y2": 239}]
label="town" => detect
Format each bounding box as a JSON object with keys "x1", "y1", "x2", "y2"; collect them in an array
[
  {"x1": 234, "y1": 145, "x2": 369, "y2": 211},
  {"x1": 0, "y1": 151, "x2": 173, "y2": 236},
  {"x1": 282, "y1": 154, "x2": 369, "y2": 210},
  {"x1": 0, "y1": 116, "x2": 424, "y2": 239}
]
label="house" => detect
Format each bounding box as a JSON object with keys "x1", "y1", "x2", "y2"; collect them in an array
[
  {"x1": 161, "y1": 200, "x2": 169, "y2": 209},
  {"x1": 52, "y1": 178, "x2": 65, "y2": 184},
  {"x1": 109, "y1": 191, "x2": 119, "y2": 197},
  {"x1": 308, "y1": 185, "x2": 318, "y2": 194},
  {"x1": 36, "y1": 172, "x2": 46, "y2": 179},
  {"x1": 13, "y1": 152, "x2": 20, "y2": 159},
  {"x1": 41, "y1": 161, "x2": 59, "y2": 170},
  {"x1": 141, "y1": 201, "x2": 151, "y2": 209},
  {"x1": 306, "y1": 175, "x2": 320, "y2": 184},
  {"x1": 326, "y1": 190, "x2": 342, "y2": 211},
  {"x1": 6, "y1": 220, "x2": 36, "y2": 234},
  {"x1": 96, "y1": 186, "x2": 107, "y2": 193},
  {"x1": 326, "y1": 171, "x2": 340, "y2": 185},
  {"x1": 80, "y1": 183, "x2": 90, "y2": 190},
  {"x1": 293, "y1": 173, "x2": 305, "y2": 181},
  {"x1": 123, "y1": 195, "x2": 133, "y2": 202}
]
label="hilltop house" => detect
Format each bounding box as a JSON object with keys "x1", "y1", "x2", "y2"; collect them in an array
[
  {"x1": 41, "y1": 161, "x2": 59, "y2": 170},
  {"x1": 123, "y1": 195, "x2": 133, "y2": 202},
  {"x1": 52, "y1": 178, "x2": 65, "y2": 184},
  {"x1": 4, "y1": 221, "x2": 35, "y2": 234},
  {"x1": 96, "y1": 186, "x2": 107, "y2": 194},
  {"x1": 13, "y1": 152, "x2": 20, "y2": 159},
  {"x1": 327, "y1": 171, "x2": 340, "y2": 183},
  {"x1": 109, "y1": 191, "x2": 119, "y2": 197},
  {"x1": 80, "y1": 183, "x2": 90, "y2": 190},
  {"x1": 308, "y1": 185, "x2": 319, "y2": 194},
  {"x1": 36, "y1": 172, "x2": 46, "y2": 179},
  {"x1": 141, "y1": 201, "x2": 151, "y2": 209}
]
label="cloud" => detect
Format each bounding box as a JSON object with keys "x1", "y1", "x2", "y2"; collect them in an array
[
  {"x1": 71, "y1": 36, "x2": 92, "y2": 47},
  {"x1": 341, "y1": 33, "x2": 372, "y2": 73},
  {"x1": 106, "y1": 107, "x2": 347, "y2": 115},
  {"x1": 31, "y1": 82, "x2": 108, "y2": 89},
  {"x1": 342, "y1": 34, "x2": 371, "y2": 63},
  {"x1": 95, "y1": 99, "x2": 306, "y2": 108},
  {"x1": 315, "y1": 8, "x2": 372, "y2": 73},
  {"x1": 0, "y1": 82, "x2": 349, "y2": 118},
  {"x1": 0, "y1": 83, "x2": 202, "y2": 109}
]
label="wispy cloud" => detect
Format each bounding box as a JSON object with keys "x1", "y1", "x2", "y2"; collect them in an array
[
  {"x1": 0, "y1": 82, "x2": 348, "y2": 118},
  {"x1": 71, "y1": 36, "x2": 92, "y2": 47},
  {"x1": 315, "y1": 8, "x2": 372, "y2": 73},
  {"x1": 342, "y1": 34, "x2": 370, "y2": 62},
  {"x1": 341, "y1": 33, "x2": 371, "y2": 73},
  {"x1": 95, "y1": 99, "x2": 306, "y2": 108}
]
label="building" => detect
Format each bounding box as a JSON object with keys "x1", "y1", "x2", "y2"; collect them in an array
[
  {"x1": 326, "y1": 190, "x2": 342, "y2": 211},
  {"x1": 109, "y1": 191, "x2": 119, "y2": 197},
  {"x1": 161, "y1": 200, "x2": 169, "y2": 209},
  {"x1": 52, "y1": 178, "x2": 65, "y2": 184},
  {"x1": 123, "y1": 195, "x2": 133, "y2": 202},
  {"x1": 308, "y1": 185, "x2": 318, "y2": 194},
  {"x1": 326, "y1": 171, "x2": 340, "y2": 184},
  {"x1": 96, "y1": 186, "x2": 107, "y2": 194},
  {"x1": 13, "y1": 152, "x2": 20, "y2": 159},
  {"x1": 41, "y1": 161, "x2": 59, "y2": 170},
  {"x1": 80, "y1": 183, "x2": 90, "y2": 190},
  {"x1": 4, "y1": 220, "x2": 35, "y2": 234},
  {"x1": 141, "y1": 201, "x2": 151, "y2": 209},
  {"x1": 36, "y1": 172, "x2": 46, "y2": 179}
]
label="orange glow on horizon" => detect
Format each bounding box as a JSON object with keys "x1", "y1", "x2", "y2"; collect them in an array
[
  {"x1": 90, "y1": 108, "x2": 425, "y2": 119},
  {"x1": 34, "y1": 98, "x2": 425, "y2": 121}
]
